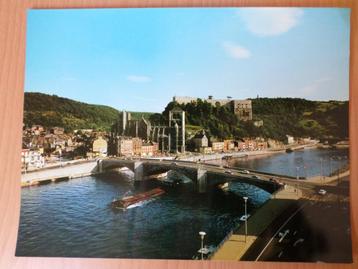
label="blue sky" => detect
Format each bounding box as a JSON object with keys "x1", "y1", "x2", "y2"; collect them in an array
[{"x1": 25, "y1": 8, "x2": 350, "y2": 112}]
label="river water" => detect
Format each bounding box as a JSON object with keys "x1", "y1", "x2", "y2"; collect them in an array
[
  {"x1": 16, "y1": 174, "x2": 270, "y2": 258},
  {"x1": 225, "y1": 148, "x2": 349, "y2": 178},
  {"x1": 16, "y1": 148, "x2": 349, "y2": 259}
]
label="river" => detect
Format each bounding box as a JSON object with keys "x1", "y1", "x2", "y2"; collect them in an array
[
  {"x1": 224, "y1": 148, "x2": 349, "y2": 178},
  {"x1": 16, "y1": 174, "x2": 270, "y2": 258}
]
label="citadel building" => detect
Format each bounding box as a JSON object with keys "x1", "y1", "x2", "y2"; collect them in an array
[{"x1": 172, "y1": 95, "x2": 252, "y2": 121}]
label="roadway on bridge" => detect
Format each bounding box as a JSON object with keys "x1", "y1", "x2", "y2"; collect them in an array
[{"x1": 139, "y1": 158, "x2": 293, "y2": 183}]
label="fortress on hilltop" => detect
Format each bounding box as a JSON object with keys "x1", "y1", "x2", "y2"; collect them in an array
[{"x1": 172, "y1": 95, "x2": 252, "y2": 121}]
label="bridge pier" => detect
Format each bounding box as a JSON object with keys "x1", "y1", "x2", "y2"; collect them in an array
[
  {"x1": 197, "y1": 167, "x2": 207, "y2": 193},
  {"x1": 134, "y1": 161, "x2": 144, "y2": 181},
  {"x1": 97, "y1": 159, "x2": 103, "y2": 173}
]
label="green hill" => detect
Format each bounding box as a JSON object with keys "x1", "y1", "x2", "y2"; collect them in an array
[
  {"x1": 251, "y1": 98, "x2": 348, "y2": 141},
  {"x1": 160, "y1": 98, "x2": 348, "y2": 142},
  {"x1": 24, "y1": 93, "x2": 348, "y2": 141},
  {"x1": 24, "y1": 92, "x2": 121, "y2": 132}
]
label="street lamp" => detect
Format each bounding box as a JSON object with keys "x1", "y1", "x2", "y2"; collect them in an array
[
  {"x1": 243, "y1": 196, "x2": 248, "y2": 242},
  {"x1": 320, "y1": 157, "x2": 323, "y2": 184},
  {"x1": 296, "y1": 166, "x2": 299, "y2": 180},
  {"x1": 337, "y1": 156, "x2": 342, "y2": 184},
  {"x1": 199, "y1": 231, "x2": 206, "y2": 260},
  {"x1": 59, "y1": 148, "x2": 62, "y2": 167}
]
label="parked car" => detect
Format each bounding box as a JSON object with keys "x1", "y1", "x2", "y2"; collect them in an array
[
  {"x1": 318, "y1": 189, "x2": 327, "y2": 195},
  {"x1": 239, "y1": 214, "x2": 251, "y2": 221}
]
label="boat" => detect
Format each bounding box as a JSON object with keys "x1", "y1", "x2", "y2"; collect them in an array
[{"x1": 111, "y1": 187, "x2": 165, "y2": 209}]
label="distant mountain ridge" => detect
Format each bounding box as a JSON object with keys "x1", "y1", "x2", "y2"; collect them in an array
[
  {"x1": 24, "y1": 92, "x2": 349, "y2": 141},
  {"x1": 24, "y1": 92, "x2": 120, "y2": 131}
]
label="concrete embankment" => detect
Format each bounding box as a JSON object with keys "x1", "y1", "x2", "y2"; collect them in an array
[
  {"x1": 21, "y1": 161, "x2": 99, "y2": 187},
  {"x1": 181, "y1": 150, "x2": 284, "y2": 163},
  {"x1": 210, "y1": 185, "x2": 303, "y2": 260},
  {"x1": 305, "y1": 169, "x2": 350, "y2": 185}
]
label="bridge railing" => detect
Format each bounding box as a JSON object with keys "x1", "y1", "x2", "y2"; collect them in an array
[{"x1": 108, "y1": 158, "x2": 303, "y2": 180}]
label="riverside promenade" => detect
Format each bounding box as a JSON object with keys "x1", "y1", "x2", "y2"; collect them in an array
[
  {"x1": 180, "y1": 149, "x2": 285, "y2": 162},
  {"x1": 211, "y1": 184, "x2": 303, "y2": 260},
  {"x1": 21, "y1": 160, "x2": 98, "y2": 187}
]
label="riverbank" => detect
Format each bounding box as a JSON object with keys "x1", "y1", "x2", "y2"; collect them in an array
[
  {"x1": 21, "y1": 161, "x2": 99, "y2": 187},
  {"x1": 306, "y1": 169, "x2": 350, "y2": 185},
  {"x1": 181, "y1": 149, "x2": 285, "y2": 163}
]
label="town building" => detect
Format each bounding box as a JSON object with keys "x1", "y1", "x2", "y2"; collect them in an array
[
  {"x1": 92, "y1": 136, "x2": 108, "y2": 157},
  {"x1": 256, "y1": 140, "x2": 268, "y2": 150},
  {"x1": 31, "y1": 125, "x2": 44, "y2": 135},
  {"x1": 211, "y1": 141, "x2": 225, "y2": 152},
  {"x1": 286, "y1": 135, "x2": 295, "y2": 144},
  {"x1": 132, "y1": 137, "x2": 142, "y2": 155},
  {"x1": 267, "y1": 138, "x2": 285, "y2": 149},
  {"x1": 141, "y1": 143, "x2": 153, "y2": 157},
  {"x1": 192, "y1": 131, "x2": 209, "y2": 150},
  {"x1": 223, "y1": 140, "x2": 235, "y2": 151},
  {"x1": 115, "y1": 137, "x2": 134, "y2": 156},
  {"x1": 237, "y1": 140, "x2": 247, "y2": 151},
  {"x1": 21, "y1": 149, "x2": 45, "y2": 170},
  {"x1": 141, "y1": 142, "x2": 158, "y2": 157}
]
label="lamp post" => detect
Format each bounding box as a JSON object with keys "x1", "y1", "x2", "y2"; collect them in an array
[
  {"x1": 243, "y1": 196, "x2": 248, "y2": 242},
  {"x1": 199, "y1": 231, "x2": 206, "y2": 260},
  {"x1": 337, "y1": 156, "x2": 342, "y2": 185},
  {"x1": 296, "y1": 166, "x2": 299, "y2": 180},
  {"x1": 59, "y1": 149, "x2": 62, "y2": 167},
  {"x1": 320, "y1": 157, "x2": 323, "y2": 184}
]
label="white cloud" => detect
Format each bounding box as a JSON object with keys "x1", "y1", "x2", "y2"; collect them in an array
[
  {"x1": 222, "y1": 41, "x2": 251, "y2": 59},
  {"x1": 127, "y1": 75, "x2": 152, "y2": 83},
  {"x1": 239, "y1": 8, "x2": 303, "y2": 37}
]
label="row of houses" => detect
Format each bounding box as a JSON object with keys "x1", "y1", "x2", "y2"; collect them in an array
[
  {"x1": 191, "y1": 131, "x2": 269, "y2": 154},
  {"x1": 21, "y1": 149, "x2": 45, "y2": 170},
  {"x1": 109, "y1": 136, "x2": 159, "y2": 157}
]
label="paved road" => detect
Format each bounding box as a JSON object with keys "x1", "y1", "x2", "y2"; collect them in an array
[{"x1": 241, "y1": 179, "x2": 352, "y2": 263}]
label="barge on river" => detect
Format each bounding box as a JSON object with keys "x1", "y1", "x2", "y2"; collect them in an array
[{"x1": 111, "y1": 187, "x2": 165, "y2": 209}]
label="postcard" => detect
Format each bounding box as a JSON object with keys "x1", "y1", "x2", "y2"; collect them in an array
[{"x1": 17, "y1": 7, "x2": 351, "y2": 263}]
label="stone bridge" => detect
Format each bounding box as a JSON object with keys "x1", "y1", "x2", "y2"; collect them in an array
[{"x1": 97, "y1": 159, "x2": 279, "y2": 193}]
